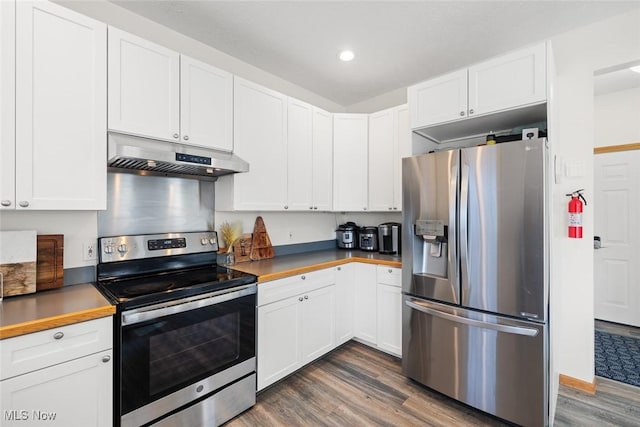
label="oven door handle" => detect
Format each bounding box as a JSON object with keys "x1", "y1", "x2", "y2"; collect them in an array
[{"x1": 122, "y1": 283, "x2": 256, "y2": 326}]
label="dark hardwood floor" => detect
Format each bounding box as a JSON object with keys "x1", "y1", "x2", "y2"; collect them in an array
[{"x1": 227, "y1": 340, "x2": 640, "y2": 426}]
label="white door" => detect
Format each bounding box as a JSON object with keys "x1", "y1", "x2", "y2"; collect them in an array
[
  {"x1": 594, "y1": 150, "x2": 640, "y2": 326},
  {"x1": 335, "y1": 264, "x2": 355, "y2": 346},
  {"x1": 180, "y1": 55, "x2": 233, "y2": 151},
  {"x1": 0, "y1": 0, "x2": 15, "y2": 209},
  {"x1": 368, "y1": 107, "x2": 395, "y2": 212},
  {"x1": 311, "y1": 107, "x2": 333, "y2": 211},
  {"x1": 468, "y1": 43, "x2": 546, "y2": 117},
  {"x1": 333, "y1": 114, "x2": 368, "y2": 211},
  {"x1": 108, "y1": 27, "x2": 180, "y2": 142},
  {"x1": 300, "y1": 285, "x2": 335, "y2": 364},
  {"x1": 1, "y1": 351, "x2": 113, "y2": 427},
  {"x1": 257, "y1": 296, "x2": 301, "y2": 390},
  {"x1": 287, "y1": 97, "x2": 313, "y2": 211},
  {"x1": 407, "y1": 69, "x2": 467, "y2": 129},
  {"x1": 394, "y1": 104, "x2": 410, "y2": 211},
  {"x1": 233, "y1": 77, "x2": 288, "y2": 211},
  {"x1": 15, "y1": 1, "x2": 106, "y2": 210},
  {"x1": 353, "y1": 263, "x2": 377, "y2": 344}
]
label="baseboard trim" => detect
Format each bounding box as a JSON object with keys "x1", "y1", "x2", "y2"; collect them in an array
[{"x1": 559, "y1": 374, "x2": 597, "y2": 394}]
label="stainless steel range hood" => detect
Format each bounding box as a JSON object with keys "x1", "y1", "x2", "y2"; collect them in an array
[{"x1": 107, "y1": 133, "x2": 249, "y2": 181}]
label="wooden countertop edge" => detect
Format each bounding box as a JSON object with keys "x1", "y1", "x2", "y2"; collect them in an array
[
  {"x1": 256, "y1": 257, "x2": 402, "y2": 283},
  {"x1": 0, "y1": 305, "x2": 115, "y2": 340}
]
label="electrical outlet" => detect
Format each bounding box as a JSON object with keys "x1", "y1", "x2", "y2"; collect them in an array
[{"x1": 83, "y1": 241, "x2": 97, "y2": 261}]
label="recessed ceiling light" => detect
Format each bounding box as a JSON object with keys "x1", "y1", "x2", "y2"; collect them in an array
[
  {"x1": 339, "y1": 50, "x2": 355, "y2": 62},
  {"x1": 630, "y1": 65, "x2": 640, "y2": 74}
]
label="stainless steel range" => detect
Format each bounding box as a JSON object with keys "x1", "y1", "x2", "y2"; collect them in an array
[{"x1": 95, "y1": 231, "x2": 257, "y2": 427}]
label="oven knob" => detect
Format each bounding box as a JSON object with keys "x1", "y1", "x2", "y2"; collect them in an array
[
  {"x1": 201, "y1": 238, "x2": 208, "y2": 245},
  {"x1": 209, "y1": 238, "x2": 216, "y2": 245},
  {"x1": 104, "y1": 245, "x2": 114, "y2": 254},
  {"x1": 117, "y1": 244, "x2": 128, "y2": 254}
]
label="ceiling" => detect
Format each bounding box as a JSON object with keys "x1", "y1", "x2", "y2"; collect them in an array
[{"x1": 111, "y1": 1, "x2": 640, "y2": 107}]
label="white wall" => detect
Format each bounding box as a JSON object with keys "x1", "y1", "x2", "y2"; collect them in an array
[
  {"x1": 594, "y1": 87, "x2": 640, "y2": 147},
  {"x1": 0, "y1": 211, "x2": 97, "y2": 269},
  {"x1": 547, "y1": 8, "x2": 640, "y2": 389},
  {"x1": 215, "y1": 211, "x2": 401, "y2": 247}
]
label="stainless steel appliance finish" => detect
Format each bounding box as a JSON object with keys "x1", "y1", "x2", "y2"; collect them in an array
[
  {"x1": 98, "y1": 173, "x2": 214, "y2": 237},
  {"x1": 336, "y1": 222, "x2": 358, "y2": 249},
  {"x1": 95, "y1": 232, "x2": 257, "y2": 427},
  {"x1": 378, "y1": 222, "x2": 401, "y2": 254},
  {"x1": 359, "y1": 226, "x2": 378, "y2": 251},
  {"x1": 108, "y1": 132, "x2": 249, "y2": 180},
  {"x1": 402, "y1": 138, "x2": 549, "y2": 427}
]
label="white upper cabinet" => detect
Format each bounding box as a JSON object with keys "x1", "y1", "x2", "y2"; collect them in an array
[
  {"x1": 180, "y1": 55, "x2": 233, "y2": 151},
  {"x1": 287, "y1": 97, "x2": 314, "y2": 211},
  {"x1": 13, "y1": 1, "x2": 106, "y2": 210},
  {"x1": 228, "y1": 77, "x2": 288, "y2": 211},
  {"x1": 333, "y1": 114, "x2": 368, "y2": 212},
  {"x1": 409, "y1": 43, "x2": 546, "y2": 132},
  {"x1": 108, "y1": 28, "x2": 233, "y2": 151},
  {"x1": 368, "y1": 104, "x2": 409, "y2": 212},
  {"x1": 311, "y1": 107, "x2": 333, "y2": 211},
  {"x1": 108, "y1": 27, "x2": 180, "y2": 142},
  {"x1": 0, "y1": 0, "x2": 15, "y2": 210},
  {"x1": 409, "y1": 69, "x2": 467, "y2": 129},
  {"x1": 468, "y1": 43, "x2": 546, "y2": 117}
]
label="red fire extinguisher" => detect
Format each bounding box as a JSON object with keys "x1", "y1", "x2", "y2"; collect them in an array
[{"x1": 566, "y1": 189, "x2": 587, "y2": 239}]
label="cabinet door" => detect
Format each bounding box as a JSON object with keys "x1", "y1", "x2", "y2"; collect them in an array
[
  {"x1": 180, "y1": 55, "x2": 233, "y2": 151},
  {"x1": 333, "y1": 114, "x2": 368, "y2": 211},
  {"x1": 353, "y1": 263, "x2": 377, "y2": 344},
  {"x1": 468, "y1": 43, "x2": 546, "y2": 117},
  {"x1": 257, "y1": 296, "x2": 301, "y2": 390},
  {"x1": 0, "y1": 0, "x2": 15, "y2": 210},
  {"x1": 368, "y1": 107, "x2": 395, "y2": 212},
  {"x1": 377, "y1": 283, "x2": 402, "y2": 357},
  {"x1": 335, "y1": 264, "x2": 355, "y2": 346},
  {"x1": 108, "y1": 27, "x2": 180, "y2": 142},
  {"x1": 394, "y1": 104, "x2": 410, "y2": 210},
  {"x1": 1, "y1": 350, "x2": 113, "y2": 427},
  {"x1": 287, "y1": 97, "x2": 313, "y2": 211},
  {"x1": 233, "y1": 77, "x2": 287, "y2": 210},
  {"x1": 311, "y1": 107, "x2": 333, "y2": 211},
  {"x1": 408, "y1": 69, "x2": 467, "y2": 129},
  {"x1": 301, "y1": 285, "x2": 335, "y2": 365},
  {"x1": 15, "y1": 1, "x2": 106, "y2": 210}
]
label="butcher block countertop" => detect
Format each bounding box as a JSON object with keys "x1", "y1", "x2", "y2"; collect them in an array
[
  {"x1": 229, "y1": 249, "x2": 402, "y2": 283},
  {"x1": 0, "y1": 283, "x2": 115, "y2": 340}
]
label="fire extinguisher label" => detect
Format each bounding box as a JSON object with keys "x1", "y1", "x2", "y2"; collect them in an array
[{"x1": 568, "y1": 213, "x2": 582, "y2": 226}]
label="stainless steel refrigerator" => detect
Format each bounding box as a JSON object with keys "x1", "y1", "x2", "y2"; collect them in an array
[{"x1": 402, "y1": 138, "x2": 549, "y2": 427}]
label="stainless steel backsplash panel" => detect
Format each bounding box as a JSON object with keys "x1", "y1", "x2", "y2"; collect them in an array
[{"x1": 98, "y1": 173, "x2": 215, "y2": 236}]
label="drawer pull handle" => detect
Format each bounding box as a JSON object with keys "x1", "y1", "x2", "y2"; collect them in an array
[
  {"x1": 388, "y1": 269, "x2": 392, "y2": 273},
  {"x1": 301, "y1": 275, "x2": 306, "y2": 280},
  {"x1": 299, "y1": 297, "x2": 303, "y2": 302},
  {"x1": 304, "y1": 295, "x2": 309, "y2": 300},
  {"x1": 196, "y1": 385, "x2": 204, "y2": 393},
  {"x1": 337, "y1": 267, "x2": 341, "y2": 271},
  {"x1": 53, "y1": 332, "x2": 64, "y2": 340},
  {"x1": 102, "y1": 355, "x2": 111, "y2": 363}
]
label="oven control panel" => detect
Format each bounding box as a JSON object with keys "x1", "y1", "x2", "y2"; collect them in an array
[{"x1": 99, "y1": 232, "x2": 218, "y2": 263}]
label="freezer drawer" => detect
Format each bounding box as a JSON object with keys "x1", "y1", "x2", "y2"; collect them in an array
[{"x1": 402, "y1": 296, "x2": 547, "y2": 427}]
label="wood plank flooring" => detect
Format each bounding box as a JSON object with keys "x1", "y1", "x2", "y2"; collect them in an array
[{"x1": 227, "y1": 340, "x2": 640, "y2": 427}]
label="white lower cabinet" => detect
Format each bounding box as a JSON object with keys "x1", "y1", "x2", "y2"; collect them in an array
[
  {"x1": 376, "y1": 266, "x2": 403, "y2": 357},
  {"x1": 257, "y1": 269, "x2": 336, "y2": 390},
  {"x1": 0, "y1": 317, "x2": 113, "y2": 427},
  {"x1": 353, "y1": 263, "x2": 378, "y2": 344},
  {"x1": 335, "y1": 264, "x2": 355, "y2": 345}
]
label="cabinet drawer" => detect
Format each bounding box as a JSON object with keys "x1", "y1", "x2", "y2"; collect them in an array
[
  {"x1": 258, "y1": 268, "x2": 336, "y2": 306},
  {"x1": 376, "y1": 266, "x2": 401, "y2": 287},
  {"x1": 1, "y1": 316, "x2": 112, "y2": 380}
]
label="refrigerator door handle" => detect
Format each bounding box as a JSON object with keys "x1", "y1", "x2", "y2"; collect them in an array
[
  {"x1": 449, "y1": 162, "x2": 458, "y2": 299},
  {"x1": 459, "y1": 163, "x2": 470, "y2": 297},
  {"x1": 405, "y1": 299, "x2": 539, "y2": 337}
]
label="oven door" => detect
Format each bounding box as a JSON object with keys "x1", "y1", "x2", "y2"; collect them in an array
[{"x1": 119, "y1": 284, "x2": 256, "y2": 426}]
